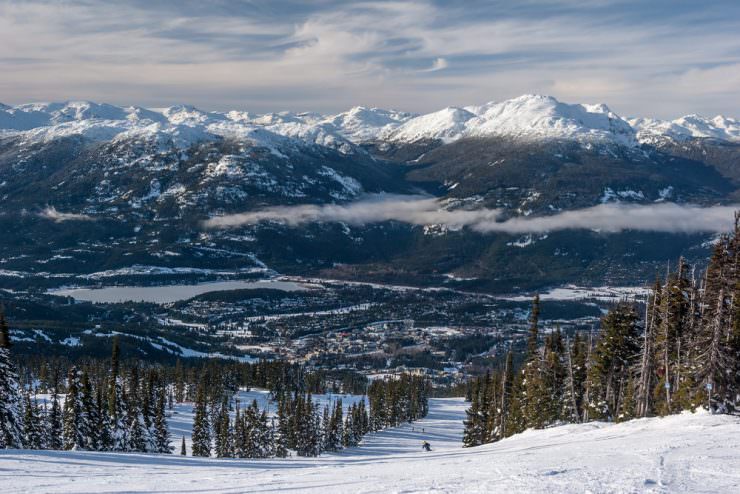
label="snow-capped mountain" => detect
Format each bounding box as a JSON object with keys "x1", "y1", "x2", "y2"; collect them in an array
[
  {"x1": 1, "y1": 95, "x2": 738, "y2": 153},
  {"x1": 0, "y1": 95, "x2": 738, "y2": 292},
  {"x1": 629, "y1": 114, "x2": 740, "y2": 143},
  {"x1": 385, "y1": 95, "x2": 636, "y2": 145}
]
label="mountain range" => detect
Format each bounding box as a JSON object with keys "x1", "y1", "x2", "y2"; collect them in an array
[
  {"x1": 2, "y1": 94, "x2": 739, "y2": 147},
  {"x1": 1, "y1": 94, "x2": 739, "y2": 292}
]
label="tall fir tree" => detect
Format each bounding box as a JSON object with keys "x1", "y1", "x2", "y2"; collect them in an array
[
  {"x1": 0, "y1": 310, "x2": 23, "y2": 449},
  {"x1": 62, "y1": 367, "x2": 85, "y2": 450},
  {"x1": 191, "y1": 380, "x2": 211, "y2": 457},
  {"x1": 152, "y1": 389, "x2": 171, "y2": 454}
]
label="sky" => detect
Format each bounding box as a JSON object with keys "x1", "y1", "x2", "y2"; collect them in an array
[{"x1": 1, "y1": 0, "x2": 740, "y2": 118}]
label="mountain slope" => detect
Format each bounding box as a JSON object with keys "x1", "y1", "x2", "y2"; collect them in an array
[
  {"x1": 2, "y1": 399, "x2": 738, "y2": 493},
  {"x1": 1, "y1": 95, "x2": 739, "y2": 291}
]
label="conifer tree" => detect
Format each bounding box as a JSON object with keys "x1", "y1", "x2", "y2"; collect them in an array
[
  {"x1": 273, "y1": 414, "x2": 289, "y2": 458},
  {"x1": 504, "y1": 373, "x2": 526, "y2": 437},
  {"x1": 191, "y1": 380, "x2": 211, "y2": 457},
  {"x1": 522, "y1": 295, "x2": 548, "y2": 429},
  {"x1": 562, "y1": 334, "x2": 586, "y2": 423},
  {"x1": 180, "y1": 436, "x2": 186, "y2": 456},
  {"x1": 107, "y1": 338, "x2": 126, "y2": 451},
  {"x1": 0, "y1": 310, "x2": 23, "y2": 449},
  {"x1": 215, "y1": 400, "x2": 231, "y2": 458},
  {"x1": 636, "y1": 279, "x2": 662, "y2": 417},
  {"x1": 497, "y1": 350, "x2": 515, "y2": 439},
  {"x1": 22, "y1": 393, "x2": 42, "y2": 449},
  {"x1": 46, "y1": 385, "x2": 63, "y2": 450},
  {"x1": 153, "y1": 389, "x2": 171, "y2": 454},
  {"x1": 463, "y1": 387, "x2": 483, "y2": 447},
  {"x1": 80, "y1": 370, "x2": 99, "y2": 450},
  {"x1": 62, "y1": 367, "x2": 85, "y2": 450},
  {"x1": 584, "y1": 303, "x2": 640, "y2": 421}
]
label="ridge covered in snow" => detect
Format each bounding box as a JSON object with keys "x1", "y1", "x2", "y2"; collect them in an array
[
  {"x1": 629, "y1": 114, "x2": 740, "y2": 143},
  {"x1": 1, "y1": 96, "x2": 738, "y2": 152}
]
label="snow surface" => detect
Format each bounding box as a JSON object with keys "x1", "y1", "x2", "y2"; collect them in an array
[
  {"x1": 387, "y1": 95, "x2": 636, "y2": 146},
  {"x1": 630, "y1": 114, "x2": 740, "y2": 143},
  {"x1": 3, "y1": 397, "x2": 739, "y2": 493},
  {"x1": 2, "y1": 95, "x2": 737, "y2": 153}
]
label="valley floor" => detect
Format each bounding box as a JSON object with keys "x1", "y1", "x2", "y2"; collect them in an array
[{"x1": 2, "y1": 398, "x2": 739, "y2": 493}]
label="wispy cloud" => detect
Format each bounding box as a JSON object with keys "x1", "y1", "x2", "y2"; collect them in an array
[
  {"x1": 1, "y1": 1, "x2": 739, "y2": 117},
  {"x1": 39, "y1": 207, "x2": 94, "y2": 223},
  {"x1": 203, "y1": 195, "x2": 737, "y2": 234}
]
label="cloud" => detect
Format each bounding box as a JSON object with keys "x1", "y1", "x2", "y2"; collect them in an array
[
  {"x1": 203, "y1": 195, "x2": 738, "y2": 234},
  {"x1": 39, "y1": 207, "x2": 94, "y2": 223},
  {"x1": 421, "y1": 57, "x2": 448, "y2": 72},
  {"x1": 1, "y1": 1, "x2": 739, "y2": 116}
]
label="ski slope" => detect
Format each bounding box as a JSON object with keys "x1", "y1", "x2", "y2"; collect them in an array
[{"x1": 2, "y1": 398, "x2": 739, "y2": 493}]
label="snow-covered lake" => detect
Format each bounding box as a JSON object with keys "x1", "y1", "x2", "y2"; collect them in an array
[{"x1": 48, "y1": 279, "x2": 313, "y2": 304}]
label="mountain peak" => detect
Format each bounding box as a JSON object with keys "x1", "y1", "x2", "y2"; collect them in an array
[{"x1": 1, "y1": 96, "x2": 738, "y2": 148}]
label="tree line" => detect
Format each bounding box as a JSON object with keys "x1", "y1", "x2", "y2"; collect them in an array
[
  {"x1": 189, "y1": 373, "x2": 429, "y2": 458},
  {"x1": 1, "y1": 324, "x2": 429, "y2": 456},
  {"x1": 463, "y1": 218, "x2": 740, "y2": 447}
]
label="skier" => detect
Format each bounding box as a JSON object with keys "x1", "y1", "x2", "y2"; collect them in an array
[{"x1": 422, "y1": 441, "x2": 431, "y2": 452}]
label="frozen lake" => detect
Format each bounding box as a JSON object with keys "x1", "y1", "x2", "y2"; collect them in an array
[{"x1": 48, "y1": 279, "x2": 311, "y2": 304}]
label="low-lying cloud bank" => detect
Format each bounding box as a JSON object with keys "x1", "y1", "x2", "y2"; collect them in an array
[
  {"x1": 203, "y1": 195, "x2": 738, "y2": 234},
  {"x1": 39, "y1": 207, "x2": 94, "y2": 223}
]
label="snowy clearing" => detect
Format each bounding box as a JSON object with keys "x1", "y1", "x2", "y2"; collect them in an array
[{"x1": 2, "y1": 398, "x2": 739, "y2": 493}]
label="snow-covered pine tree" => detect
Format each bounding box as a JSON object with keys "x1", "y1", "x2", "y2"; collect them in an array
[
  {"x1": 584, "y1": 303, "x2": 640, "y2": 421},
  {"x1": 561, "y1": 335, "x2": 584, "y2": 423},
  {"x1": 321, "y1": 403, "x2": 331, "y2": 452},
  {"x1": 233, "y1": 402, "x2": 246, "y2": 457},
  {"x1": 272, "y1": 414, "x2": 289, "y2": 458},
  {"x1": 463, "y1": 385, "x2": 483, "y2": 447},
  {"x1": 358, "y1": 399, "x2": 369, "y2": 436},
  {"x1": 653, "y1": 259, "x2": 691, "y2": 415},
  {"x1": 273, "y1": 399, "x2": 290, "y2": 458},
  {"x1": 0, "y1": 311, "x2": 23, "y2": 449},
  {"x1": 152, "y1": 388, "x2": 171, "y2": 454},
  {"x1": 96, "y1": 383, "x2": 111, "y2": 451},
  {"x1": 174, "y1": 359, "x2": 185, "y2": 404},
  {"x1": 191, "y1": 380, "x2": 211, "y2": 457},
  {"x1": 635, "y1": 279, "x2": 662, "y2": 418},
  {"x1": 257, "y1": 410, "x2": 273, "y2": 458},
  {"x1": 46, "y1": 385, "x2": 63, "y2": 450},
  {"x1": 504, "y1": 372, "x2": 526, "y2": 437},
  {"x1": 541, "y1": 329, "x2": 566, "y2": 425},
  {"x1": 80, "y1": 370, "x2": 100, "y2": 450},
  {"x1": 22, "y1": 393, "x2": 42, "y2": 449},
  {"x1": 497, "y1": 350, "x2": 515, "y2": 439},
  {"x1": 107, "y1": 338, "x2": 126, "y2": 451},
  {"x1": 125, "y1": 385, "x2": 147, "y2": 453},
  {"x1": 62, "y1": 367, "x2": 85, "y2": 450},
  {"x1": 326, "y1": 399, "x2": 342, "y2": 451},
  {"x1": 693, "y1": 232, "x2": 740, "y2": 413},
  {"x1": 215, "y1": 400, "x2": 231, "y2": 458},
  {"x1": 522, "y1": 294, "x2": 549, "y2": 429}
]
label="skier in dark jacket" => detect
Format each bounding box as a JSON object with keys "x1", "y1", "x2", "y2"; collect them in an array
[{"x1": 422, "y1": 441, "x2": 432, "y2": 452}]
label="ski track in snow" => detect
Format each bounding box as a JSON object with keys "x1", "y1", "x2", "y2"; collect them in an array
[{"x1": 2, "y1": 396, "x2": 740, "y2": 493}]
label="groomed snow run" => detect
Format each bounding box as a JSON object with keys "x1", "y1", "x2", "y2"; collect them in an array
[{"x1": 2, "y1": 398, "x2": 739, "y2": 493}]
